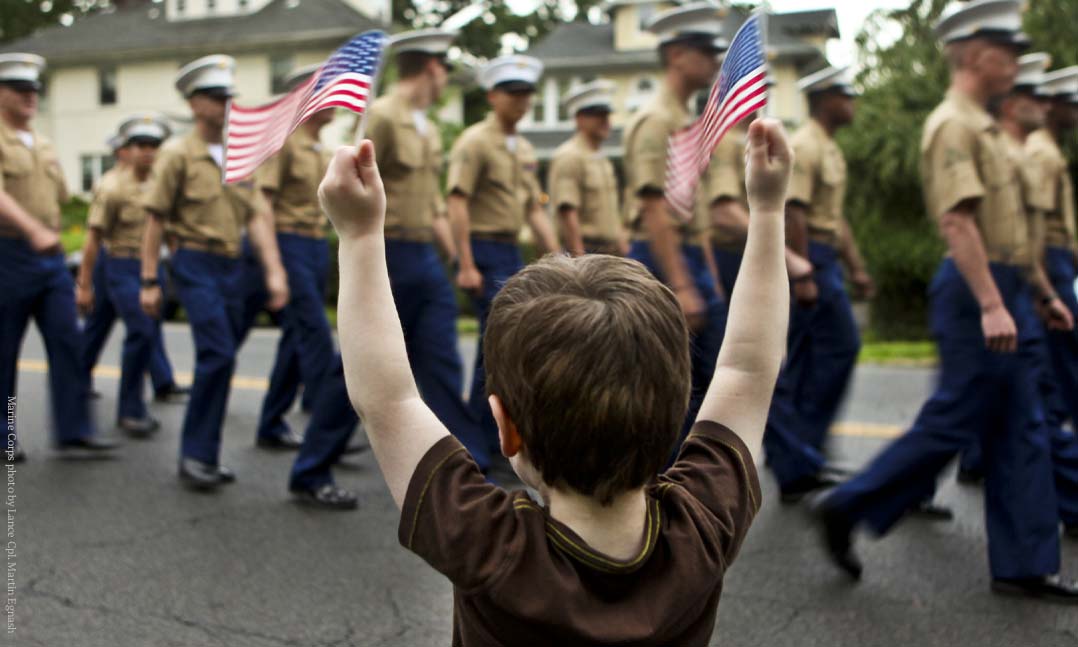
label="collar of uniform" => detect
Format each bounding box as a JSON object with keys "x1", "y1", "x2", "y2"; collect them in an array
[
  {"x1": 1027, "y1": 128, "x2": 1063, "y2": 160},
  {"x1": 0, "y1": 119, "x2": 31, "y2": 146},
  {"x1": 481, "y1": 112, "x2": 512, "y2": 149},
  {"x1": 186, "y1": 130, "x2": 217, "y2": 161},
  {"x1": 570, "y1": 132, "x2": 600, "y2": 157},
  {"x1": 656, "y1": 79, "x2": 691, "y2": 124},
  {"x1": 387, "y1": 88, "x2": 422, "y2": 129},
  {"x1": 944, "y1": 88, "x2": 995, "y2": 132},
  {"x1": 806, "y1": 117, "x2": 834, "y2": 144}
]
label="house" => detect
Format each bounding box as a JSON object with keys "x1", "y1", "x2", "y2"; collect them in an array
[
  {"x1": 0, "y1": 0, "x2": 390, "y2": 195},
  {"x1": 521, "y1": 0, "x2": 839, "y2": 161}
]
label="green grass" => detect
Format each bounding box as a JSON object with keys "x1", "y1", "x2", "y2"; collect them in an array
[
  {"x1": 858, "y1": 340, "x2": 937, "y2": 366},
  {"x1": 61, "y1": 226, "x2": 85, "y2": 254}
]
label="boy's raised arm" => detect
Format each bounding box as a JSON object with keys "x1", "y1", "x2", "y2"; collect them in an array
[
  {"x1": 320, "y1": 141, "x2": 450, "y2": 508},
  {"x1": 696, "y1": 119, "x2": 792, "y2": 462}
]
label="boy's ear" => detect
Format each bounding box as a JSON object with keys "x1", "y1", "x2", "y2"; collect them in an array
[{"x1": 489, "y1": 394, "x2": 522, "y2": 458}]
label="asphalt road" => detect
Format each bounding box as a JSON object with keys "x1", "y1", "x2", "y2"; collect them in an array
[{"x1": 7, "y1": 323, "x2": 1078, "y2": 646}]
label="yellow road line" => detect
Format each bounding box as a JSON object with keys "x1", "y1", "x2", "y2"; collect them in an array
[
  {"x1": 17, "y1": 360, "x2": 905, "y2": 439},
  {"x1": 17, "y1": 359, "x2": 270, "y2": 391}
]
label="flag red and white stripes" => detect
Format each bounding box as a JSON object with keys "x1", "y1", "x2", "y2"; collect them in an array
[
  {"x1": 224, "y1": 30, "x2": 388, "y2": 184},
  {"x1": 665, "y1": 14, "x2": 769, "y2": 219}
]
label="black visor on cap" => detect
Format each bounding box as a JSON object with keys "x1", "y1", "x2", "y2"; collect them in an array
[
  {"x1": 493, "y1": 80, "x2": 536, "y2": 94},
  {"x1": 577, "y1": 104, "x2": 612, "y2": 116},
  {"x1": 0, "y1": 79, "x2": 41, "y2": 93},
  {"x1": 126, "y1": 135, "x2": 163, "y2": 147},
  {"x1": 666, "y1": 32, "x2": 727, "y2": 54},
  {"x1": 956, "y1": 29, "x2": 1031, "y2": 52},
  {"x1": 190, "y1": 86, "x2": 233, "y2": 100}
]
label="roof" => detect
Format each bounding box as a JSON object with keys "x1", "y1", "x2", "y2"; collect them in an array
[
  {"x1": 529, "y1": 8, "x2": 839, "y2": 72},
  {"x1": 0, "y1": 0, "x2": 384, "y2": 65}
]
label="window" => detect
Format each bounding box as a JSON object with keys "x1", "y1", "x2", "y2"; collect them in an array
[
  {"x1": 556, "y1": 77, "x2": 576, "y2": 123},
  {"x1": 239, "y1": 0, "x2": 248, "y2": 7},
  {"x1": 176, "y1": 0, "x2": 186, "y2": 13},
  {"x1": 98, "y1": 66, "x2": 116, "y2": 105},
  {"x1": 270, "y1": 54, "x2": 294, "y2": 94},
  {"x1": 207, "y1": 0, "x2": 216, "y2": 12},
  {"x1": 80, "y1": 154, "x2": 114, "y2": 193}
]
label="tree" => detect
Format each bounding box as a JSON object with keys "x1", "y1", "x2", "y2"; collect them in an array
[
  {"x1": 838, "y1": 0, "x2": 951, "y2": 339},
  {"x1": 837, "y1": 0, "x2": 1078, "y2": 340},
  {"x1": 0, "y1": 0, "x2": 115, "y2": 44}
]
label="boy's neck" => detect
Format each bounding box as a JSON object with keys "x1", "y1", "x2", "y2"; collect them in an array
[{"x1": 546, "y1": 486, "x2": 649, "y2": 561}]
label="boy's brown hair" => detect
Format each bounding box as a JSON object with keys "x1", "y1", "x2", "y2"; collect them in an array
[{"x1": 483, "y1": 254, "x2": 691, "y2": 504}]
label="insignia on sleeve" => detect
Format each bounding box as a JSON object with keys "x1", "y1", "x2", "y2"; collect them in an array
[{"x1": 943, "y1": 148, "x2": 969, "y2": 168}]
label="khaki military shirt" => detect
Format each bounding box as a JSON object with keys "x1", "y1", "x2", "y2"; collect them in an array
[
  {"x1": 0, "y1": 122, "x2": 67, "y2": 237},
  {"x1": 699, "y1": 126, "x2": 747, "y2": 249},
  {"x1": 87, "y1": 166, "x2": 152, "y2": 254},
  {"x1": 1025, "y1": 128, "x2": 1077, "y2": 252},
  {"x1": 547, "y1": 133, "x2": 621, "y2": 242},
  {"x1": 787, "y1": 118, "x2": 846, "y2": 244},
  {"x1": 366, "y1": 90, "x2": 446, "y2": 236},
  {"x1": 447, "y1": 113, "x2": 540, "y2": 235},
  {"x1": 920, "y1": 90, "x2": 1030, "y2": 267},
  {"x1": 623, "y1": 82, "x2": 709, "y2": 243},
  {"x1": 254, "y1": 127, "x2": 330, "y2": 237},
  {"x1": 142, "y1": 131, "x2": 258, "y2": 258}
]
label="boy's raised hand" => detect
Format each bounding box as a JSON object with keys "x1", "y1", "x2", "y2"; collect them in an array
[
  {"x1": 744, "y1": 118, "x2": 792, "y2": 215},
  {"x1": 318, "y1": 140, "x2": 387, "y2": 240}
]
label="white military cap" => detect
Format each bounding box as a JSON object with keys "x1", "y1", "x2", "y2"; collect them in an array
[
  {"x1": 281, "y1": 63, "x2": 320, "y2": 93},
  {"x1": 934, "y1": 0, "x2": 1029, "y2": 49},
  {"x1": 106, "y1": 134, "x2": 125, "y2": 151},
  {"x1": 797, "y1": 66, "x2": 858, "y2": 96},
  {"x1": 645, "y1": 2, "x2": 729, "y2": 52},
  {"x1": 1013, "y1": 52, "x2": 1051, "y2": 91},
  {"x1": 390, "y1": 28, "x2": 458, "y2": 56},
  {"x1": 0, "y1": 53, "x2": 46, "y2": 91},
  {"x1": 563, "y1": 80, "x2": 616, "y2": 115},
  {"x1": 1038, "y1": 66, "x2": 1078, "y2": 103},
  {"x1": 175, "y1": 54, "x2": 236, "y2": 98},
  {"x1": 119, "y1": 113, "x2": 171, "y2": 144},
  {"x1": 478, "y1": 55, "x2": 543, "y2": 92}
]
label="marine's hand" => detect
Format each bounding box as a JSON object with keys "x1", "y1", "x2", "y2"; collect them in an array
[
  {"x1": 140, "y1": 285, "x2": 162, "y2": 320},
  {"x1": 1041, "y1": 297, "x2": 1074, "y2": 332},
  {"x1": 28, "y1": 226, "x2": 61, "y2": 254},
  {"x1": 676, "y1": 284, "x2": 707, "y2": 332},
  {"x1": 76, "y1": 283, "x2": 94, "y2": 317},
  {"x1": 265, "y1": 267, "x2": 289, "y2": 312},
  {"x1": 850, "y1": 269, "x2": 876, "y2": 300},
  {"x1": 319, "y1": 140, "x2": 386, "y2": 241},
  {"x1": 981, "y1": 302, "x2": 1017, "y2": 353},
  {"x1": 456, "y1": 265, "x2": 483, "y2": 295},
  {"x1": 745, "y1": 118, "x2": 792, "y2": 215}
]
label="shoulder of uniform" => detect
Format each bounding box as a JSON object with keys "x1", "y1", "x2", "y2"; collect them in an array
[
  {"x1": 451, "y1": 123, "x2": 486, "y2": 152},
  {"x1": 158, "y1": 136, "x2": 188, "y2": 158},
  {"x1": 551, "y1": 138, "x2": 580, "y2": 159},
  {"x1": 921, "y1": 102, "x2": 972, "y2": 148}
]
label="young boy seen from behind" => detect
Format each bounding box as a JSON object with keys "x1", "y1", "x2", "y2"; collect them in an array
[{"x1": 319, "y1": 118, "x2": 792, "y2": 645}]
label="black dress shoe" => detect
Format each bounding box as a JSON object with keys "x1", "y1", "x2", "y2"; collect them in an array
[
  {"x1": 178, "y1": 458, "x2": 227, "y2": 491},
  {"x1": 956, "y1": 467, "x2": 984, "y2": 486},
  {"x1": 154, "y1": 384, "x2": 190, "y2": 403},
  {"x1": 89, "y1": 389, "x2": 102, "y2": 400},
  {"x1": 991, "y1": 575, "x2": 1078, "y2": 603},
  {"x1": 118, "y1": 416, "x2": 161, "y2": 438},
  {"x1": 780, "y1": 472, "x2": 842, "y2": 504},
  {"x1": 5, "y1": 447, "x2": 25, "y2": 463},
  {"x1": 256, "y1": 430, "x2": 304, "y2": 450},
  {"x1": 291, "y1": 484, "x2": 358, "y2": 510},
  {"x1": 55, "y1": 436, "x2": 119, "y2": 458},
  {"x1": 1064, "y1": 524, "x2": 1078, "y2": 540},
  {"x1": 908, "y1": 500, "x2": 954, "y2": 522},
  {"x1": 814, "y1": 501, "x2": 863, "y2": 581},
  {"x1": 216, "y1": 465, "x2": 236, "y2": 483}
]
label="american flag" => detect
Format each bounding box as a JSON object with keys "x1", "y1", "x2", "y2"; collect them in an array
[
  {"x1": 665, "y1": 14, "x2": 768, "y2": 220},
  {"x1": 224, "y1": 30, "x2": 388, "y2": 184}
]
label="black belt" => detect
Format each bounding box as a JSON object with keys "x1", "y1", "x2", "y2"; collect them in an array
[{"x1": 471, "y1": 232, "x2": 518, "y2": 245}]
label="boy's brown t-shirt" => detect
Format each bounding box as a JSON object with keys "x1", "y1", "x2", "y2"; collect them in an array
[{"x1": 398, "y1": 420, "x2": 762, "y2": 646}]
